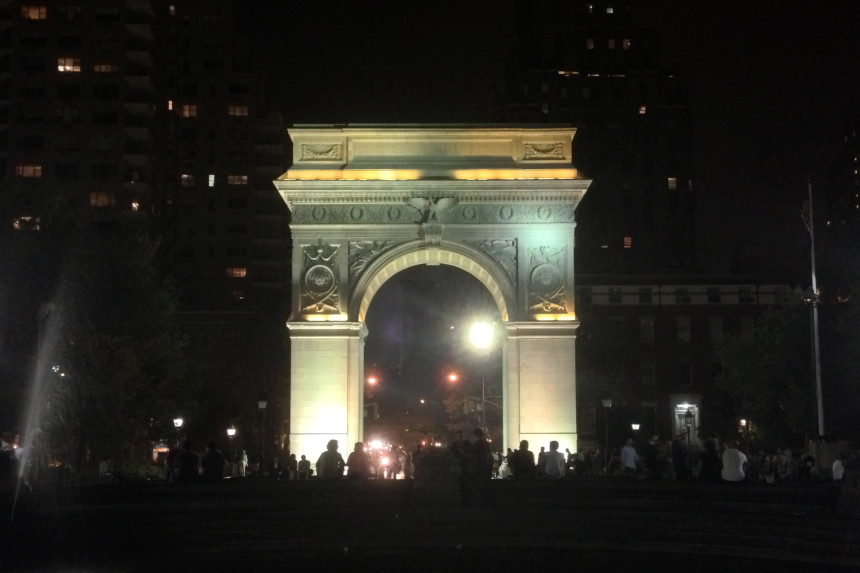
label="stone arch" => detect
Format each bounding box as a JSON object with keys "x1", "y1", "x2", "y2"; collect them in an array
[
  {"x1": 275, "y1": 125, "x2": 590, "y2": 463},
  {"x1": 350, "y1": 239, "x2": 515, "y2": 323}
]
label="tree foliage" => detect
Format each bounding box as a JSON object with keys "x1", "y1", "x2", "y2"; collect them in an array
[
  {"x1": 713, "y1": 305, "x2": 814, "y2": 449},
  {"x1": 41, "y1": 221, "x2": 193, "y2": 471}
]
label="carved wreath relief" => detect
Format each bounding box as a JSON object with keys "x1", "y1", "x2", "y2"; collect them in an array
[
  {"x1": 300, "y1": 143, "x2": 343, "y2": 161},
  {"x1": 523, "y1": 142, "x2": 565, "y2": 160},
  {"x1": 301, "y1": 240, "x2": 340, "y2": 314},
  {"x1": 527, "y1": 245, "x2": 568, "y2": 314}
]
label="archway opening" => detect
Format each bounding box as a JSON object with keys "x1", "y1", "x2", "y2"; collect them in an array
[{"x1": 362, "y1": 264, "x2": 503, "y2": 454}]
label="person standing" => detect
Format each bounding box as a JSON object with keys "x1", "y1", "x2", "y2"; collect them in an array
[
  {"x1": 316, "y1": 439, "x2": 345, "y2": 480},
  {"x1": 620, "y1": 438, "x2": 640, "y2": 481},
  {"x1": 346, "y1": 442, "x2": 371, "y2": 480},
  {"x1": 508, "y1": 440, "x2": 536, "y2": 479},
  {"x1": 721, "y1": 440, "x2": 748, "y2": 483},
  {"x1": 833, "y1": 454, "x2": 846, "y2": 482},
  {"x1": 543, "y1": 441, "x2": 567, "y2": 480},
  {"x1": 297, "y1": 455, "x2": 311, "y2": 480}
]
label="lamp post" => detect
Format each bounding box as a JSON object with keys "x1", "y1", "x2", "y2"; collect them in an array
[
  {"x1": 684, "y1": 408, "x2": 694, "y2": 470},
  {"x1": 173, "y1": 417, "x2": 183, "y2": 444},
  {"x1": 468, "y1": 321, "x2": 494, "y2": 434},
  {"x1": 257, "y1": 391, "x2": 268, "y2": 475},
  {"x1": 601, "y1": 399, "x2": 613, "y2": 475}
]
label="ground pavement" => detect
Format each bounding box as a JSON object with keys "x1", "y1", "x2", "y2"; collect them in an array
[{"x1": 3, "y1": 475, "x2": 859, "y2": 572}]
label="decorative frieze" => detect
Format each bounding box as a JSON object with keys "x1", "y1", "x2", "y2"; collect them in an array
[
  {"x1": 523, "y1": 142, "x2": 565, "y2": 160},
  {"x1": 289, "y1": 202, "x2": 575, "y2": 225}
]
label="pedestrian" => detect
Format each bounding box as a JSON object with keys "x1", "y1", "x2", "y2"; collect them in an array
[
  {"x1": 200, "y1": 441, "x2": 224, "y2": 482},
  {"x1": 315, "y1": 439, "x2": 345, "y2": 480},
  {"x1": 542, "y1": 440, "x2": 566, "y2": 479},
  {"x1": 462, "y1": 428, "x2": 493, "y2": 507},
  {"x1": 288, "y1": 453, "x2": 298, "y2": 480},
  {"x1": 346, "y1": 442, "x2": 371, "y2": 480},
  {"x1": 508, "y1": 439, "x2": 536, "y2": 479},
  {"x1": 720, "y1": 439, "x2": 748, "y2": 483},
  {"x1": 297, "y1": 455, "x2": 311, "y2": 480},
  {"x1": 833, "y1": 454, "x2": 846, "y2": 482},
  {"x1": 536, "y1": 446, "x2": 546, "y2": 478},
  {"x1": 175, "y1": 440, "x2": 199, "y2": 485},
  {"x1": 620, "y1": 438, "x2": 640, "y2": 481},
  {"x1": 672, "y1": 434, "x2": 690, "y2": 482},
  {"x1": 238, "y1": 450, "x2": 248, "y2": 477},
  {"x1": 698, "y1": 438, "x2": 722, "y2": 483}
]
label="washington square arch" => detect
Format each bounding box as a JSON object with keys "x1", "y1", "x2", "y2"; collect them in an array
[{"x1": 274, "y1": 125, "x2": 591, "y2": 460}]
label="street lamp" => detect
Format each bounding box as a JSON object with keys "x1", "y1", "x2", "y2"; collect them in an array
[
  {"x1": 684, "y1": 408, "x2": 694, "y2": 470},
  {"x1": 257, "y1": 391, "x2": 268, "y2": 475},
  {"x1": 468, "y1": 321, "x2": 495, "y2": 433},
  {"x1": 601, "y1": 399, "x2": 612, "y2": 475},
  {"x1": 173, "y1": 417, "x2": 183, "y2": 444}
]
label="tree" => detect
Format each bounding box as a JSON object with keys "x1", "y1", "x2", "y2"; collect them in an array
[
  {"x1": 40, "y1": 221, "x2": 193, "y2": 473},
  {"x1": 713, "y1": 305, "x2": 814, "y2": 450}
]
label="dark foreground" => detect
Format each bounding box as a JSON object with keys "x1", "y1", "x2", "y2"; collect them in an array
[{"x1": 3, "y1": 476, "x2": 859, "y2": 572}]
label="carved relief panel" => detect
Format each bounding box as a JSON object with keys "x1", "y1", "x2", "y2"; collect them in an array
[
  {"x1": 301, "y1": 240, "x2": 340, "y2": 314},
  {"x1": 527, "y1": 245, "x2": 568, "y2": 314}
]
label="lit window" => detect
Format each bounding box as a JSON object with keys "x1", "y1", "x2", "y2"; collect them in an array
[
  {"x1": 180, "y1": 174, "x2": 195, "y2": 187},
  {"x1": 57, "y1": 57, "x2": 81, "y2": 72},
  {"x1": 169, "y1": 4, "x2": 176, "y2": 15},
  {"x1": 181, "y1": 104, "x2": 197, "y2": 118},
  {"x1": 606, "y1": 6, "x2": 614, "y2": 14},
  {"x1": 167, "y1": 100, "x2": 173, "y2": 110},
  {"x1": 623, "y1": 236, "x2": 632, "y2": 249},
  {"x1": 131, "y1": 201, "x2": 140, "y2": 212},
  {"x1": 639, "y1": 105, "x2": 647, "y2": 115},
  {"x1": 94, "y1": 63, "x2": 118, "y2": 73},
  {"x1": 228, "y1": 105, "x2": 249, "y2": 117},
  {"x1": 608, "y1": 39, "x2": 616, "y2": 49},
  {"x1": 208, "y1": 174, "x2": 215, "y2": 187},
  {"x1": 586, "y1": 38, "x2": 595, "y2": 50},
  {"x1": 667, "y1": 177, "x2": 677, "y2": 190},
  {"x1": 15, "y1": 164, "x2": 42, "y2": 178},
  {"x1": 89, "y1": 191, "x2": 116, "y2": 207},
  {"x1": 227, "y1": 174, "x2": 248, "y2": 185},
  {"x1": 21, "y1": 5, "x2": 47, "y2": 19},
  {"x1": 623, "y1": 39, "x2": 632, "y2": 50},
  {"x1": 13, "y1": 216, "x2": 41, "y2": 231},
  {"x1": 226, "y1": 267, "x2": 247, "y2": 278}
]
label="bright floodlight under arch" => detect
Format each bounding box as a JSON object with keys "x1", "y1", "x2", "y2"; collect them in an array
[{"x1": 469, "y1": 321, "x2": 494, "y2": 350}]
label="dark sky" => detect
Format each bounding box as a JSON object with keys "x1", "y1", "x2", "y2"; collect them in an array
[{"x1": 242, "y1": 1, "x2": 860, "y2": 275}]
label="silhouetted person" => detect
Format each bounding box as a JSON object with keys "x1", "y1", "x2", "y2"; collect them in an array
[
  {"x1": 672, "y1": 435, "x2": 690, "y2": 482},
  {"x1": 316, "y1": 439, "x2": 345, "y2": 480},
  {"x1": 508, "y1": 440, "x2": 536, "y2": 479},
  {"x1": 698, "y1": 438, "x2": 722, "y2": 483},
  {"x1": 297, "y1": 455, "x2": 310, "y2": 480},
  {"x1": 175, "y1": 440, "x2": 199, "y2": 485},
  {"x1": 200, "y1": 441, "x2": 224, "y2": 482},
  {"x1": 536, "y1": 446, "x2": 546, "y2": 478},
  {"x1": 462, "y1": 428, "x2": 493, "y2": 507},
  {"x1": 346, "y1": 442, "x2": 371, "y2": 480},
  {"x1": 288, "y1": 453, "x2": 298, "y2": 480},
  {"x1": 543, "y1": 441, "x2": 566, "y2": 480}
]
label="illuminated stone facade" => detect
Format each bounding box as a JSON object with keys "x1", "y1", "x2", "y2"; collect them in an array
[{"x1": 275, "y1": 125, "x2": 591, "y2": 458}]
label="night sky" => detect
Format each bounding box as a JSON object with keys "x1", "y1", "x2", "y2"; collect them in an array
[
  {"x1": 243, "y1": 1, "x2": 860, "y2": 275},
  {"x1": 239, "y1": 1, "x2": 860, "y2": 412}
]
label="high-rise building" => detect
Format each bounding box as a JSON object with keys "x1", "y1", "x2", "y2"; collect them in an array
[
  {"x1": 495, "y1": 0, "x2": 695, "y2": 275},
  {"x1": 0, "y1": 0, "x2": 290, "y2": 444},
  {"x1": 0, "y1": 0, "x2": 290, "y2": 316}
]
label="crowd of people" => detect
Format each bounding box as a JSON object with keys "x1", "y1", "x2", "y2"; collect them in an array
[{"x1": 156, "y1": 431, "x2": 855, "y2": 490}]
